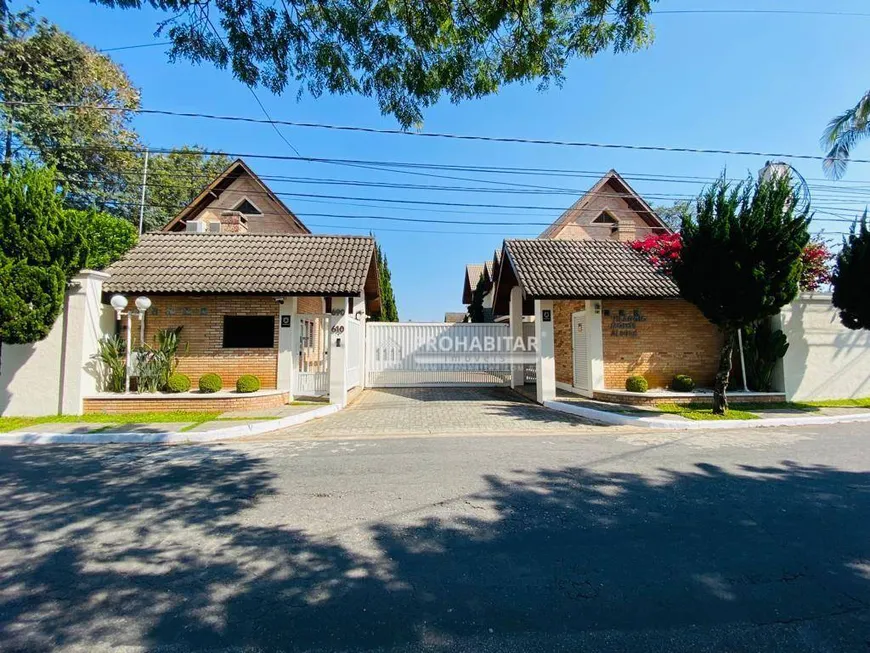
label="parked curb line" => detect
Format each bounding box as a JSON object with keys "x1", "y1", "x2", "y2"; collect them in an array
[
  {"x1": 0, "y1": 404, "x2": 340, "y2": 445},
  {"x1": 544, "y1": 400, "x2": 870, "y2": 430}
]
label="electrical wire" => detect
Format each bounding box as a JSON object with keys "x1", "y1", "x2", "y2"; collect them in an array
[{"x1": 6, "y1": 101, "x2": 870, "y2": 166}]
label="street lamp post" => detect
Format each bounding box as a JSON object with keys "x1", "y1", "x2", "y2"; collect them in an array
[{"x1": 110, "y1": 294, "x2": 152, "y2": 393}]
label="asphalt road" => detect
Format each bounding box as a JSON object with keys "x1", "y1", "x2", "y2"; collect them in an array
[{"x1": 2, "y1": 422, "x2": 870, "y2": 652}]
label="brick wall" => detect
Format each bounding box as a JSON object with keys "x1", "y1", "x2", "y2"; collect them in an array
[
  {"x1": 296, "y1": 296, "x2": 325, "y2": 313},
  {"x1": 552, "y1": 298, "x2": 722, "y2": 390},
  {"x1": 83, "y1": 391, "x2": 291, "y2": 414},
  {"x1": 602, "y1": 299, "x2": 722, "y2": 389},
  {"x1": 138, "y1": 295, "x2": 280, "y2": 389},
  {"x1": 554, "y1": 300, "x2": 586, "y2": 385}
]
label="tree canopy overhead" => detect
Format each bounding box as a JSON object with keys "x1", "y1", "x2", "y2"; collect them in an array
[{"x1": 76, "y1": 0, "x2": 657, "y2": 128}]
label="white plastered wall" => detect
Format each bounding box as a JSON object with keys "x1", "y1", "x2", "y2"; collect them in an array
[{"x1": 775, "y1": 294, "x2": 870, "y2": 401}]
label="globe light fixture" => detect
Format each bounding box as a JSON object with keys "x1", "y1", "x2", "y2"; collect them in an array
[
  {"x1": 110, "y1": 294, "x2": 128, "y2": 315},
  {"x1": 108, "y1": 293, "x2": 151, "y2": 393},
  {"x1": 135, "y1": 296, "x2": 152, "y2": 313}
]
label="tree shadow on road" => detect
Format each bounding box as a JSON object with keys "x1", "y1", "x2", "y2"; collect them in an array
[{"x1": 1, "y1": 445, "x2": 869, "y2": 651}]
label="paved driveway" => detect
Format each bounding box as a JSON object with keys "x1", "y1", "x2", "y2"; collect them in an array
[{"x1": 284, "y1": 387, "x2": 604, "y2": 437}]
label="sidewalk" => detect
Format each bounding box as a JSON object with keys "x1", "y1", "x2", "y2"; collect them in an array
[{"x1": 0, "y1": 403, "x2": 338, "y2": 445}]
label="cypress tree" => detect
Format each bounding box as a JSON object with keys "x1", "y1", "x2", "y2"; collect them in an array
[
  {"x1": 673, "y1": 173, "x2": 809, "y2": 413},
  {"x1": 371, "y1": 241, "x2": 398, "y2": 322},
  {"x1": 832, "y1": 212, "x2": 870, "y2": 330},
  {"x1": 0, "y1": 164, "x2": 85, "y2": 369},
  {"x1": 468, "y1": 275, "x2": 486, "y2": 323}
]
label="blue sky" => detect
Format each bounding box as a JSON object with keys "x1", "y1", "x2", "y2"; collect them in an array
[{"x1": 26, "y1": 0, "x2": 870, "y2": 321}]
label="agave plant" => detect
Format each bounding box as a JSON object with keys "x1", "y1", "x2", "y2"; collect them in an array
[
  {"x1": 94, "y1": 335, "x2": 126, "y2": 393},
  {"x1": 154, "y1": 326, "x2": 185, "y2": 389},
  {"x1": 132, "y1": 327, "x2": 186, "y2": 393}
]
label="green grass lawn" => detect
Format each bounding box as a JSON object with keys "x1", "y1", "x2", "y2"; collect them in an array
[
  {"x1": 654, "y1": 403, "x2": 760, "y2": 421},
  {"x1": 799, "y1": 397, "x2": 870, "y2": 408},
  {"x1": 0, "y1": 411, "x2": 275, "y2": 433},
  {"x1": 652, "y1": 397, "x2": 870, "y2": 421}
]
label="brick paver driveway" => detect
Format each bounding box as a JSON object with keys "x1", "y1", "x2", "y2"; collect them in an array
[{"x1": 285, "y1": 387, "x2": 604, "y2": 437}]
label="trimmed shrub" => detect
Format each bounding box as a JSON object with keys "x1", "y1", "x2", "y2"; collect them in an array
[
  {"x1": 672, "y1": 374, "x2": 696, "y2": 392},
  {"x1": 166, "y1": 373, "x2": 191, "y2": 393},
  {"x1": 236, "y1": 374, "x2": 260, "y2": 393},
  {"x1": 199, "y1": 373, "x2": 223, "y2": 393},
  {"x1": 625, "y1": 375, "x2": 649, "y2": 393}
]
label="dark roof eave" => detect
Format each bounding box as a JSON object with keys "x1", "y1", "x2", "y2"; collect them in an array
[
  {"x1": 101, "y1": 289, "x2": 366, "y2": 297},
  {"x1": 523, "y1": 292, "x2": 682, "y2": 301}
]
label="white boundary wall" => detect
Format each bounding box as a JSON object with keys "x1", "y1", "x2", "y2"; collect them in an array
[
  {"x1": 774, "y1": 294, "x2": 870, "y2": 401},
  {"x1": 0, "y1": 271, "x2": 112, "y2": 416},
  {"x1": 366, "y1": 322, "x2": 510, "y2": 387}
]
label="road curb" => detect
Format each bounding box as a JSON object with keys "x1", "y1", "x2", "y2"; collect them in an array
[
  {"x1": 544, "y1": 400, "x2": 870, "y2": 430},
  {"x1": 0, "y1": 403, "x2": 340, "y2": 445}
]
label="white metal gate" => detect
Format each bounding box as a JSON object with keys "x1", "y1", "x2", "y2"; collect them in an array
[
  {"x1": 366, "y1": 322, "x2": 511, "y2": 387},
  {"x1": 346, "y1": 317, "x2": 362, "y2": 389},
  {"x1": 294, "y1": 314, "x2": 330, "y2": 397},
  {"x1": 522, "y1": 321, "x2": 536, "y2": 385}
]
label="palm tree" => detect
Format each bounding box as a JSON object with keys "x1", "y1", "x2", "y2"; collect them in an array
[{"x1": 822, "y1": 90, "x2": 870, "y2": 179}]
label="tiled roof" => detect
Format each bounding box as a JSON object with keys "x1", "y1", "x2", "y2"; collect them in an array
[
  {"x1": 104, "y1": 233, "x2": 376, "y2": 295},
  {"x1": 504, "y1": 239, "x2": 679, "y2": 299}
]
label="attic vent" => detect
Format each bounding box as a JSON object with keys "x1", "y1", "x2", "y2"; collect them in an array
[
  {"x1": 233, "y1": 198, "x2": 262, "y2": 215},
  {"x1": 592, "y1": 211, "x2": 618, "y2": 224}
]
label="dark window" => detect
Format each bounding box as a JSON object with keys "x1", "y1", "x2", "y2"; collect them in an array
[
  {"x1": 223, "y1": 316, "x2": 275, "y2": 348},
  {"x1": 234, "y1": 199, "x2": 262, "y2": 215},
  {"x1": 592, "y1": 211, "x2": 618, "y2": 224}
]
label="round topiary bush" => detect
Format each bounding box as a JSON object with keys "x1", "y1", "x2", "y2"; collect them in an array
[
  {"x1": 625, "y1": 375, "x2": 649, "y2": 393},
  {"x1": 166, "y1": 373, "x2": 191, "y2": 393},
  {"x1": 672, "y1": 374, "x2": 696, "y2": 392},
  {"x1": 236, "y1": 374, "x2": 260, "y2": 393},
  {"x1": 199, "y1": 373, "x2": 223, "y2": 393}
]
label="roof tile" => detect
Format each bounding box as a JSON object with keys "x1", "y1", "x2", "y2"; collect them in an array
[
  {"x1": 504, "y1": 239, "x2": 679, "y2": 299},
  {"x1": 104, "y1": 233, "x2": 375, "y2": 295}
]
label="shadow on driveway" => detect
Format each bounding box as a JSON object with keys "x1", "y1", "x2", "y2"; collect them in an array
[{"x1": 0, "y1": 446, "x2": 868, "y2": 650}]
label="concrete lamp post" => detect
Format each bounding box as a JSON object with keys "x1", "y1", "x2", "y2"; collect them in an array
[{"x1": 110, "y1": 294, "x2": 151, "y2": 393}]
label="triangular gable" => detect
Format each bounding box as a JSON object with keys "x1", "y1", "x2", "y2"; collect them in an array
[
  {"x1": 538, "y1": 169, "x2": 670, "y2": 239},
  {"x1": 462, "y1": 263, "x2": 486, "y2": 304},
  {"x1": 161, "y1": 158, "x2": 310, "y2": 233}
]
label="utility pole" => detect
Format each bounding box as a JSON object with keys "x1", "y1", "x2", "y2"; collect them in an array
[{"x1": 137, "y1": 149, "x2": 149, "y2": 235}]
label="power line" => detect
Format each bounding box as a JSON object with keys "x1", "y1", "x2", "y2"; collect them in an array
[
  {"x1": 98, "y1": 41, "x2": 173, "y2": 53},
  {"x1": 653, "y1": 9, "x2": 870, "y2": 18},
  {"x1": 201, "y1": 13, "x2": 302, "y2": 157},
  {"x1": 6, "y1": 101, "x2": 868, "y2": 166},
  {"x1": 58, "y1": 169, "x2": 870, "y2": 220}
]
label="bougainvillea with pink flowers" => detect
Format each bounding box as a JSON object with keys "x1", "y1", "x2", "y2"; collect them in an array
[
  {"x1": 629, "y1": 232, "x2": 683, "y2": 275},
  {"x1": 799, "y1": 239, "x2": 833, "y2": 291},
  {"x1": 632, "y1": 232, "x2": 832, "y2": 290}
]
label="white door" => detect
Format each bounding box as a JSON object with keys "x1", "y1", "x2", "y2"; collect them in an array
[
  {"x1": 293, "y1": 314, "x2": 330, "y2": 397},
  {"x1": 572, "y1": 312, "x2": 589, "y2": 392}
]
